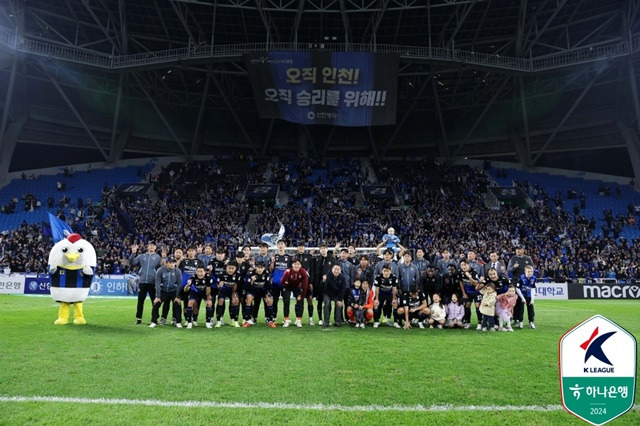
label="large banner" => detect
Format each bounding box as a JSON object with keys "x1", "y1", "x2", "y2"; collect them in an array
[
  {"x1": 568, "y1": 283, "x2": 640, "y2": 299},
  {"x1": 24, "y1": 275, "x2": 51, "y2": 295},
  {"x1": 534, "y1": 283, "x2": 568, "y2": 300},
  {"x1": 0, "y1": 274, "x2": 25, "y2": 294},
  {"x1": 244, "y1": 52, "x2": 399, "y2": 126}
]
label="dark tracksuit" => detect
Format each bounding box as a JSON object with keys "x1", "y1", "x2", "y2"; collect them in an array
[
  {"x1": 130, "y1": 251, "x2": 162, "y2": 320},
  {"x1": 152, "y1": 266, "x2": 183, "y2": 324}
]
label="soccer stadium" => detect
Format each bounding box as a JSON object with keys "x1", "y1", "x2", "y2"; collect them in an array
[{"x1": 0, "y1": 1, "x2": 639, "y2": 424}]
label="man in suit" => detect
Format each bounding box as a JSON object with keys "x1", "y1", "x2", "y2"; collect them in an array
[{"x1": 484, "y1": 251, "x2": 507, "y2": 278}]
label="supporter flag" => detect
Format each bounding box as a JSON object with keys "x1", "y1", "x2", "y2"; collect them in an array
[
  {"x1": 261, "y1": 223, "x2": 285, "y2": 248},
  {"x1": 47, "y1": 212, "x2": 73, "y2": 243},
  {"x1": 114, "y1": 205, "x2": 136, "y2": 235}
]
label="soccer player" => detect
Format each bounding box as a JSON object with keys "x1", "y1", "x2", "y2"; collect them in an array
[
  {"x1": 178, "y1": 247, "x2": 204, "y2": 325},
  {"x1": 373, "y1": 248, "x2": 399, "y2": 277},
  {"x1": 280, "y1": 259, "x2": 310, "y2": 328},
  {"x1": 436, "y1": 249, "x2": 456, "y2": 276},
  {"x1": 515, "y1": 265, "x2": 537, "y2": 329},
  {"x1": 322, "y1": 264, "x2": 346, "y2": 328},
  {"x1": 235, "y1": 251, "x2": 252, "y2": 306},
  {"x1": 355, "y1": 255, "x2": 374, "y2": 285},
  {"x1": 270, "y1": 240, "x2": 292, "y2": 322},
  {"x1": 184, "y1": 265, "x2": 214, "y2": 329},
  {"x1": 295, "y1": 242, "x2": 315, "y2": 325},
  {"x1": 252, "y1": 242, "x2": 272, "y2": 322},
  {"x1": 208, "y1": 247, "x2": 227, "y2": 279},
  {"x1": 314, "y1": 244, "x2": 338, "y2": 326},
  {"x1": 196, "y1": 244, "x2": 215, "y2": 268},
  {"x1": 423, "y1": 265, "x2": 443, "y2": 304},
  {"x1": 242, "y1": 261, "x2": 275, "y2": 328},
  {"x1": 372, "y1": 265, "x2": 399, "y2": 328},
  {"x1": 442, "y1": 264, "x2": 461, "y2": 304},
  {"x1": 396, "y1": 285, "x2": 429, "y2": 330},
  {"x1": 214, "y1": 261, "x2": 242, "y2": 328},
  {"x1": 458, "y1": 259, "x2": 481, "y2": 329}
]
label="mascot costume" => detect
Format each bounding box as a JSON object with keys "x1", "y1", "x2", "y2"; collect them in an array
[{"x1": 48, "y1": 233, "x2": 97, "y2": 325}]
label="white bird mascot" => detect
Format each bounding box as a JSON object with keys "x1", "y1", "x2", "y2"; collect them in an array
[{"x1": 48, "y1": 233, "x2": 97, "y2": 325}]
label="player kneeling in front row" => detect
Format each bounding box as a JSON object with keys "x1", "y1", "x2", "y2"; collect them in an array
[
  {"x1": 396, "y1": 285, "x2": 430, "y2": 330},
  {"x1": 242, "y1": 261, "x2": 276, "y2": 328},
  {"x1": 347, "y1": 280, "x2": 374, "y2": 328},
  {"x1": 184, "y1": 265, "x2": 214, "y2": 329},
  {"x1": 215, "y1": 261, "x2": 242, "y2": 328}
]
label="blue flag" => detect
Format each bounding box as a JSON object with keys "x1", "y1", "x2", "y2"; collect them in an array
[{"x1": 48, "y1": 212, "x2": 73, "y2": 243}]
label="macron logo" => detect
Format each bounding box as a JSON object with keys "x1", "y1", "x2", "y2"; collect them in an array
[{"x1": 580, "y1": 327, "x2": 616, "y2": 372}]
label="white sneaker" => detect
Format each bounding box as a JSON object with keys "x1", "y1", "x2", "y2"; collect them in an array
[
  {"x1": 193, "y1": 321, "x2": 198, "y2": 327},
  {"x1": 283, "y1": 319, "x2": 291, "y2": 328},
  {"x1": 214, "y1": 321, "x2": 222, "y2": 328},
  {"x1": 176, "y1": 323, "x2": 183, "y2": 328},
  {"x1": 318, "y1": 319, "x2": 324, "y2": 326},
  {"x1": 481, "y1": 327, "x2": 487, "y2": 332},
  {"x1": 518, "y1": 321, "x2": 524, "y2": 329},
  {"x1": 507, "y1": 327, "x2": 514, "y2": 332},
  {"x1": 429, "y1": 325, "x2": 434, "y2": 329},
  {"x1": 418, "y1": 322, "x2": 425, "y2": 329},
  {"x1": 248, "y1": 319, "x2": 255, "y2": 325},
  {"x1": 187, "y1": 322, "x2": 193, "y2": 329},
  {"x1": 411, "y1": 319, "x2": 419, "y2": 325},
  {"x1": 476, "y1": 324, "x2": 482, "y2": 330},
  {"x1": 205, "y1": 322, "x2": 212, "y2": 329},
  {"x1": 530, "y1": 322, "x2": 536, "y2": 329},
  {"x1": 373, "y1": 322, "x2": 380, "y2": 328},
  {"x1": 295, "y1": 319, "x2": 302, "y2": 328},
  {"x1": 232, "y1": 320, "x2": 240, "y2": 328},
  {"x1": 386, "y1": 319, "x2": 393, "y2": 327},
  {"x1": 149, "y1": 323, "x2": 157, "y2": 328},
  {"x1": 393, "y1": 322, "x2": 401, "y2": 329},
  {"x1": 309, "y1": 318, "x2": 315, "y2": 326},
  {"x1": 463, "y1": 323, "x2": 470, "y2": 329},
  {"x1": 437, "y1": 325, "x2": 443, "y2": 329}
]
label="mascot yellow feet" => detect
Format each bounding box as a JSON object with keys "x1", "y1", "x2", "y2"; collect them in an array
[
  {"x1": 54, "y1": 303, "x2": 70, "y2": 325},
  {"x1": 73, "y1": 302, "x2": 87, "y2": 325}
]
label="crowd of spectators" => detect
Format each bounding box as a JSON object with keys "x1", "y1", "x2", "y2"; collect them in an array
[{"x1": 1, "y1": 155, "x2": 639, "y2": 283}]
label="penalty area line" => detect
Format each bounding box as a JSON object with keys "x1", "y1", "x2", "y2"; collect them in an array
[{"x1": 0, "y1": 396, "x2": 576, "y2": 412}]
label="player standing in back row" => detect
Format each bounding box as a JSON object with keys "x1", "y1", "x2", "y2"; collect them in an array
[{"x1": 270, "y1": 240, "x2": 292, "y2": 322}]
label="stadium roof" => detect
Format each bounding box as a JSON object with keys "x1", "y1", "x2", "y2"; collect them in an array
[{"x1": 0, "y1": 0, "x2": 639, "y2": 176}]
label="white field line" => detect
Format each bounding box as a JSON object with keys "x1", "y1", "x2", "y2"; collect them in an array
[{"x1": 2, "y1": 396, "x2": 638, "y2": 413}]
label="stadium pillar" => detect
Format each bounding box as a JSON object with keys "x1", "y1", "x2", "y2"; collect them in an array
[
  {"x1": 0, "y1": 112, "x2": 26, "y2": 184},
  {"x1": 509, "y1": 130, "x2": 530, "y2": 170},
  {"x1": 108, "y1": 125, "x2": 131, "y2": 164},
  {"x1": 617, "y1": 122, "x2": 640, "y2": 186}
]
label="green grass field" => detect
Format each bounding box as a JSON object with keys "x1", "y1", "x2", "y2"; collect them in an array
[{"x1": 0, "y1": 296, "x2": 638, "y2": 425}]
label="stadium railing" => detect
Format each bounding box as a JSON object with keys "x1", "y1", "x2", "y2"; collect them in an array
[{"x1": 0, "y1": 25, "x2": 638, "y2": 73}]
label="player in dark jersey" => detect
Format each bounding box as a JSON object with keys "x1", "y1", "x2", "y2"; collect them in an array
[
  {"x1": 442, "y1": 264, "x2": 461, "y2": 304},
  {"x1": 214, "y1": 261, "x2": 242, "y2": 328},
  {"x1": 269, "y1": 240, "x2": 292, "y2": 323},
  {"x1": 242, "y1": 262, "x2": 276, "y2": 328},
  {"x1": 423, "y1": 265, "x2": 443, "y2": 304},
  {"x1": 458, "y1": 259, "x2": 482, "y2": 329},
  {"x1": 235, "y1": 251, "x2": 252, "y2": 307},
  {"x1": 372, "y1": 265, "x2": 399, "y2": 328},
  {"x1": 208, "y1": 247, "x2": 227, "y2": 278},
  {"x1": 396, "y1": 285, "x2": 429, "y2": 329},
  {"x1": 295, "y1": 242, "x2": 315, "y2": 325},
  {"x1": 184, "y1": 265, "x2": 214, "y2": 329},
  {"x1": 178, "y1": 247, "x2": 204, "y2": 325},
  {"x1": 252, "y1": 242, "x2": 272, "y2": 323}
]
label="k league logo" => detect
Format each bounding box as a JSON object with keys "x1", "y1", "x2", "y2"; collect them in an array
[{"x1": 559, "y1": 315, "x2": 637, "y2": 425}]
